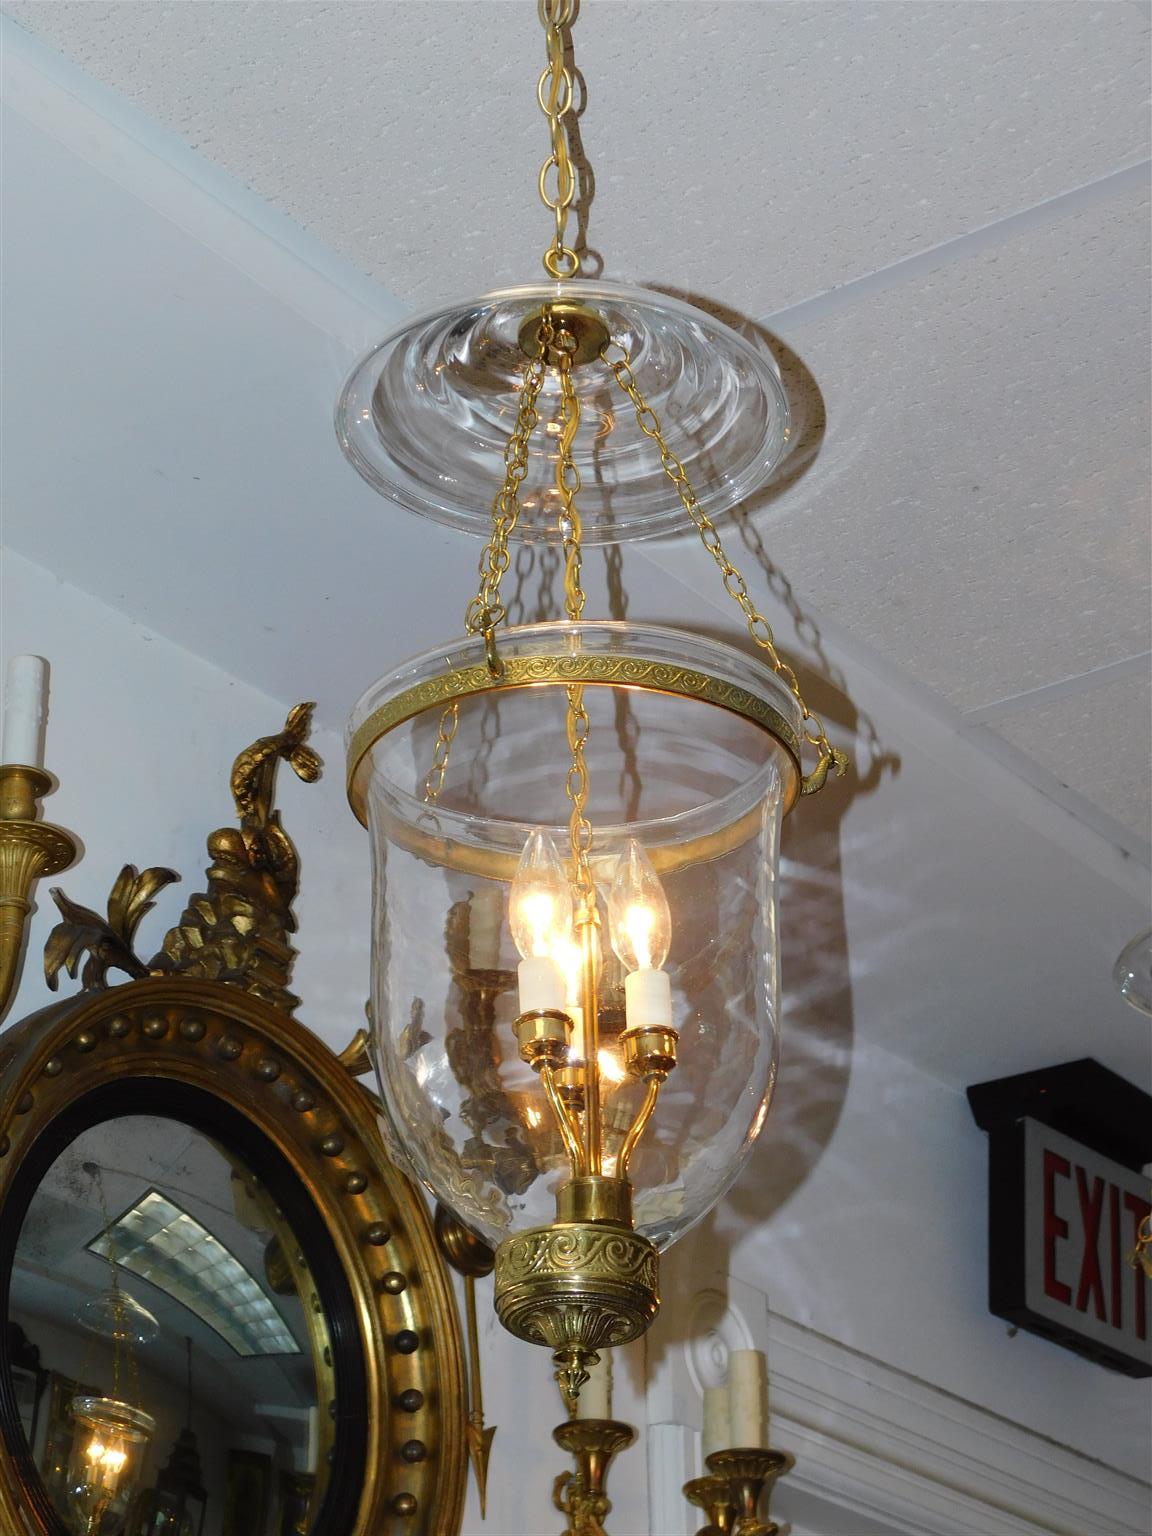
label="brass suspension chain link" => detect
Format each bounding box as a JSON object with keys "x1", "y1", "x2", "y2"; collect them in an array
[
  {"x1": 555, "y1": 345, "x2": 595, "y2": 894},
  {"x1": 537, "y1": 0, "x2": 580, "y2": 279},
  {"x1": 466, "y1": 340, "x2": 550, "y2": 646},
  {"x1": 422, "y1": 685, "x2": 462, "y2": 806},
  {"x1": 602, "y1": 341, "x2": 850, "y2": 796},
  {"x1": 426, "y1": 338, "x2": 551, "y2": 806}
]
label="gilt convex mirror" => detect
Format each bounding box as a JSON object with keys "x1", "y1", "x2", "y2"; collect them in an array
[{"x1": 0, "y1": 707, "x2": 467, "y2": 1536}]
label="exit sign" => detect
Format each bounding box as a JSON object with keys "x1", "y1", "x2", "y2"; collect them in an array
[{"x1": 969, "y1": 1059, "x2": 1152, "y2": 1378}]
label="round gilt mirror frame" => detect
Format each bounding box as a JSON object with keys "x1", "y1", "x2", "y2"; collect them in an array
[
  {"x1": 0, "y1": 978, "x2": 468, "y2": 1536},
  {"x1": 0, "y1": 705, "x2": 468, "y2": 1536}
]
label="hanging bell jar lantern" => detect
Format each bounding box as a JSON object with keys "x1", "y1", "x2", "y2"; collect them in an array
[{"x1": 341, "y1": 0, "x2": 847, "y2": 1406}]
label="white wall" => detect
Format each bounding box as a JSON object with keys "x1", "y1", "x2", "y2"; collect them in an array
[
  {"x1": 647, "y1": 1038, "x2": 1151, "y2": 1534},
  {"x1": 0, "y1": 544, "x2": 369, "y2": 1052}
]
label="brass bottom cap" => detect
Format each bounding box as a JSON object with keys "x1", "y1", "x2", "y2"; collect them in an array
[{"x1": 493, "y1": 1220, "x2": 659, "y2": 1354}]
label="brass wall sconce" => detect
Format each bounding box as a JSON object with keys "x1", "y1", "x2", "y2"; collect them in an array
[
  {"x1": 684, "y1": 1449, "x2": 791, "y2": 1536},
  {"x1": 553, "y1": 1416, "x2": 635, "y2": 1536},
  {"x1": 0, "y1": 655, "x2": 78, "y2": 1019}
]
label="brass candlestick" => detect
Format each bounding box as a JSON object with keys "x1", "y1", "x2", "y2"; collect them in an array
[
  {"x1": 0, "y1": 764, "x2": 76, "y2": 1020},
  {"x1": 705, "y1": 1449, "x2": 791, "y2": 1536},
  {"x1": 683, "y1": 1473, "x2": 738, "y2": 1535},
  {"x1": 552, "y1": 1418, "x2": 635, "y2": 1535}
]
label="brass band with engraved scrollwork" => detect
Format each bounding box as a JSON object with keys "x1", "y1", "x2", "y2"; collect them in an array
[
  {"x1": 494, "y1": 1221, "x2": 659, "y2": 1354},
  {"x1": 346, "y1": 652, "x2": 802, "y2": 826}
]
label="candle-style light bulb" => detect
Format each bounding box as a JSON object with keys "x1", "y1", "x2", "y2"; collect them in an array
[
  {"x1": 509, "y1": 830, "x2": 572, "y2": 1014},
  {"x1": 608, "y1": 840, "x2": 671, "y2": 972},
  {"x1": 608, "y1": 839, "x2": 673, "y2": 1031}
]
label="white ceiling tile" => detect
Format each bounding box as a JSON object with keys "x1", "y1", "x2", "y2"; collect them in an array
[
  {"x1": 4, "y1": 0, "x2": 1148, "y2": 314},
  {"x1": 983, "y1": 670, "x2": 1152, "y2": 843},
  {"x1": 644, "y1": 179, "x2": 1151, "y2": 716}
]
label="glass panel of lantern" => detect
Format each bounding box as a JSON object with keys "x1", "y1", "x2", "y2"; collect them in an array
[{"x1": 347, "y1": 620, "x2": 802, "y2": 1251}]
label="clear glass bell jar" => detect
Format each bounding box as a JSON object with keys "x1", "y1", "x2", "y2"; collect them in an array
[{"x1": 347, "y1": 621, "x2": 801, "y2": 1251}]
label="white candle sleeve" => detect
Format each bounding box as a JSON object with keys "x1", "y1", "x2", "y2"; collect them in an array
[
  {"x1": 727, "y1": 1349, "x2": 767, "y2": 1448},
  {"x1": 576, "y1": 1349, "x2": 612, "y2": 1420},
  {"x1": 2, "y1": 655, "x2": 47, "y2": 769},
  {"x1": 624, "y1": 967, "x2": 673, "y2": 1030},
  {"x1": 702, "y1": 1383, "x2": 731, "y2": 1460},
  {"x1": 517, "y1": 955, "x2": 566, "y2": 1014}
]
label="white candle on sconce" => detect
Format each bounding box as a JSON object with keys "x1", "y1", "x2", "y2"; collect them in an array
[
  {"x1": 727, "y1": 1349, "x2": 768, "y2": 1448},
  {"x1": 576, "y1": 1348, "x2": 612, "y2": 1420},
  {"x1": 701, "y1": 1383, "x2": 731, "y2": 1460},
  {"x1": 2, "y1": 655, "x2": 48, "y2": 770},
  {"x1": 469, "y1": 888, "x2": 504, "y2": 970}
]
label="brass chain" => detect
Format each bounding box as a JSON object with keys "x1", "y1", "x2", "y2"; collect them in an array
[
  {"x1": 425, "y1": 337, "x2": 550, "y2": 806},
  {"x1": 422, "y1": 689, "x2": 461, "y2": 806},
  {"x1": 602, "y1": 342, "x2": 850, "y2": 796},
  {"x1": 465, "y1": 340, "x2": 550, "y2": 646},
  {"x1": 555, "y1": 345, "x2": 595, "y2": 894},
  {"x1": 537, "y1": 0, "x2": 580, "y2": 279}
]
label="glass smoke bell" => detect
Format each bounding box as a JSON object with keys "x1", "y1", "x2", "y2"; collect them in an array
[{"x1": 335, "y1": 280, "x2": 790, "y2": 544}]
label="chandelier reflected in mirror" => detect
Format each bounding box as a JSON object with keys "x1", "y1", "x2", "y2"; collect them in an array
[{"x1": 339, "y1": 0, "x2": 848, "y2": 1414}]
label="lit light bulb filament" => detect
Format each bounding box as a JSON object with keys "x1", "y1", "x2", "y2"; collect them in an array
[{"x1": 623, "y1": 903, "x2": 655, "y2": 971}]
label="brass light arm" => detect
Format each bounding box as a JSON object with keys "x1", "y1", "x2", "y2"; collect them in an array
[
  {"x1": 540, "y1": 1062, "x2": 588, "y2": 1176},
  {"x1": 617, "y1": 1023, "x2": 679, "y2": 1178},
  {"x1": 617, "y1": 1079, "x2": 661, "y2": 1182},
  {"x1": 515, "y1": 1006, "x2": 588, "y2": 1177}
]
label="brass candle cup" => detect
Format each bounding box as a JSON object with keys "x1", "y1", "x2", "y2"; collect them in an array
[
  {"x1": 552, "y1": 1417, "x2": 636, "y2": 1533},
  {"x1": 683, "y1": 1472, "x2": 738, "y2": 1534},
  {"x1": 705, "y1": 1449, "x2": 791, "y2": 1536},
  {"x1": 0, "y1": 764, "x2": 77, "y2": 1020}
]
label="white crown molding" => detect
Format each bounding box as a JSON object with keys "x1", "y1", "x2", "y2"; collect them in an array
[{"x1": 650, "y1": 1289, "x2": 1149, "y2": 1536}]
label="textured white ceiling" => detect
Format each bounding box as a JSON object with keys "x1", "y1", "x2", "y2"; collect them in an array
[
  {"x1": 7, "y1": 0, "x2": 1148, "y2": 312},
  {"x1": 648, "y1": 176, "x2": 1152, "y2": 707},
  {"x1": 4, "y1": 0, "x2": 1148, "y2": 851}
]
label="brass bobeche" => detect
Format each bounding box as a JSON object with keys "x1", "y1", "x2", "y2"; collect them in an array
[
  {"x1": 705, "y1": 1449, "x2": 791, "y2": 1536},
  {"x1": 683, "y1": 1473, "x2": 738, "y2": 1535},
  {"x1": 553, "y1": 1417, "x2": 636, "y2": 1536},
  {"x1": 0, "y1": 763, "x2": 76, "y2": 1020}
]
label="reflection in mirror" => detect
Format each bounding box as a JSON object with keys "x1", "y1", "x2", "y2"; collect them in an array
[{"x1": 9, "y1": 1116, "x2": 330, "y2": 1536}]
